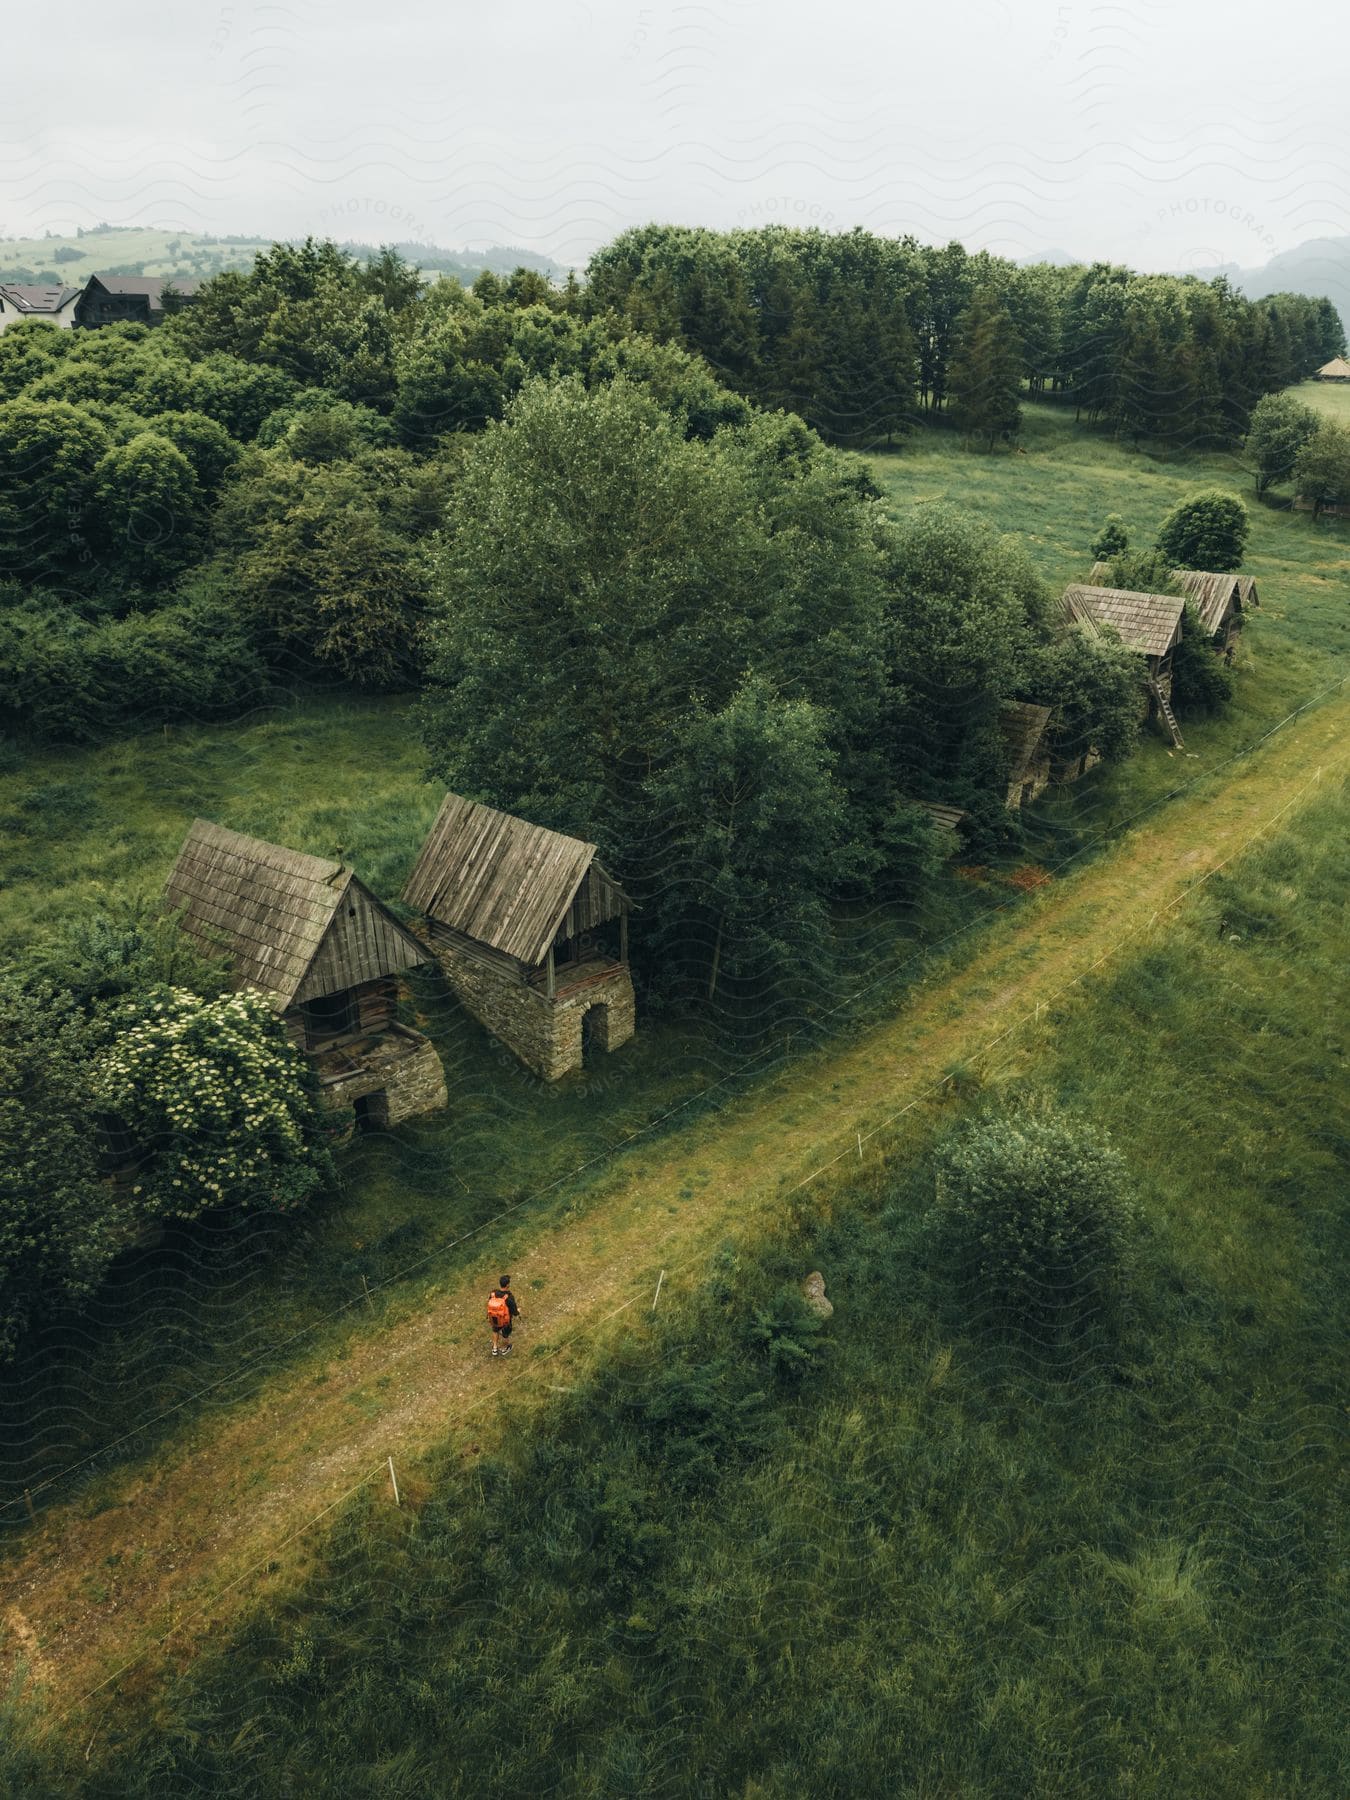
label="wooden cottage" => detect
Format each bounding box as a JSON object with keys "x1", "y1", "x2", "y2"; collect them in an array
[
  {"x1": 1088, "y1": 560, "x2": 1256, "y2": 659},
  {"x1": 1171, "y1": 570, "x2": 1253, "y2": 658},
  {"x1": 998, "y1": 700, "x2": 1053, "y2": 810},
  {"x1": 1314, "y1": 356, "x2": 1350, "y2": 382},
  {"x1": 165, "y1": 820, "x2": 447, "y2": 1130},
  {"x1": 404, "y1": 794, "x2": 635, "y2": 1082},
  {"x1": 1061, "y1": 583, "x2": 1186, "y2": 746}
]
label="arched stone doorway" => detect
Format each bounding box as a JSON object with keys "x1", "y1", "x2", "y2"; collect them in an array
[{"x1": 581, "y1": 1002, "x2": 610, "y2": 1064}]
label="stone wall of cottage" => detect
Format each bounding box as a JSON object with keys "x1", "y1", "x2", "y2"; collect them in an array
[
  {"x1": 433, "y1": 944, "x2": 635, "y2": 1081},
  {"x1": 316, "y1": 1025, "x2": 448, "y2": 1137}
]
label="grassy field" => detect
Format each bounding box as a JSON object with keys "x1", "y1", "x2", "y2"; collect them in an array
[
  {"x1": 1297, "y1": 375, "x2": 1350, "y2": 423},
  {"x1": 9, "y1": 767, "x2": 1345, "y2": 1797},
  {"x1": 871, "y1": 402, "x2": 1349, "y2": 834},
  {"x1": 0, "y1": 228, "x2": 276, "y2": 284}
]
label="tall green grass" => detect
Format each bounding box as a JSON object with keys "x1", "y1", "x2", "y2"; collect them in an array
[{"x1": 15, "y1": 781, "x2": 1344, "y2": 1798}]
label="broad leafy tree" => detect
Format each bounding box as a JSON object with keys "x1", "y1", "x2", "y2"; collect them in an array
[
  {"x1": 0, "y1": 984, "x2": 114, "y2": 1360},
  {"x1": 0, "y1": 397, "x2": 112, "y2": 579},
  {"x1": 1154, "y1": 489, "x2": 1250, "y2": 571},
  {"x1": 1292, "y1": 420, "x2": 1350, "y2": 516},
  {"x1": 1245, "y1": 392, "x2": 1321, "y2": 495}
]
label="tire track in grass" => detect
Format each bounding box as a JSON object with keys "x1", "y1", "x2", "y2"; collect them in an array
[{"x1": 4, "y1": 691, "x2": 1348, "y2": 1727}]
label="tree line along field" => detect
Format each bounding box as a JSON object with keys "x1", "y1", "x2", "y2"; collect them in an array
[
  {"x1": 6, "y1": 767, "x2": 1345, "y2": 1797},
  {"x1": 1, "y1": 395, "x2": 1345, "y2": 1539}
]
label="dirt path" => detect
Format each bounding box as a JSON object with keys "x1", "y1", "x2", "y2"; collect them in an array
[{"x1": 5, "y1": 692, "x2": 1347, "y2": 1729}]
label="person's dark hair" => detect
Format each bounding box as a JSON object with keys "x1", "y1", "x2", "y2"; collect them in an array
[{"x1": 499, "y1": 1274, "x2": 511, "y2": 1287}]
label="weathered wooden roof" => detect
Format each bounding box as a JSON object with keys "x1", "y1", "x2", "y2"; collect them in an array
[
  {"x1": 998, "y1": 700, "x2": 1052, "y2": 782},
  {"x1": 404, "y1": 793, "x2": 628, "y2": 969},
  {"x1": 1173, "y1": 570, "x2": 1242, "y2": 635},
  {"x1": 1062, "y1": 585, "x2": 1185, "y2": 659},
  {"x1": 909, "y1": 800, "x2": 965, "y2": 833},
  {"x1": 1235, "y1": 574, "x2": 1260, "y2": 608},
  {"x1": 165, "y1": 819, "x2": 427, "y2": 1010},
  {"x1": 1315, "y1": 356, "x2": 1350, "y2": 378}
]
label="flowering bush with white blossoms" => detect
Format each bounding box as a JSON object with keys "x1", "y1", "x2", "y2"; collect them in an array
[{"x1": 95, "y1": 985, "x2": 335, "y2": 1221}]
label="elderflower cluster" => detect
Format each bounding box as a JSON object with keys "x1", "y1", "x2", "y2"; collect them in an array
[{"x1": 95, "y1": 986, "x2": 327, "y2": 1222}]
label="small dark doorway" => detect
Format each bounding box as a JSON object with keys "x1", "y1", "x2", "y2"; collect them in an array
[
  {"x1": 581, "y1": 1003, "x2": 609, "y2": 1064},
  {"x1": 302, "y1": 988, "x2": 358, "y2": 1048},
  {"x1": 353, "y1": 1091, "x2": 389, "y2": 1133}
]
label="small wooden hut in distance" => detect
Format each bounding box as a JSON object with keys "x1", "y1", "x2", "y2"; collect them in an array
[
  {"x1": 404, "y1": 793, "x2": 635, "y2": 1082},
  {"x1": 165, "y1": 820, "x2": 447, "y2": 1130},
  {"x1": 1171, "y1": 570, "x2": 1253, "y2": 659},
  {"x1": 1314, "y1": 356, "x2": 1350, "y2": 381},
  {"x1": 998, "y1": 700, "x2": 1053, "y2": 810},
  {"x1": 1061, "y1": 582, "x2": 1186, "y2": 744}
]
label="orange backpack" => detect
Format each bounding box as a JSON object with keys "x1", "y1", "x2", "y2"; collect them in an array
[{"x1": 487, "y1": 1292, "x2": 511, "y2": 1327}]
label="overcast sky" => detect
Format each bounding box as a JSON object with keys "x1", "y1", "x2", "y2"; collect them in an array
[{"x1": 4, "y1": 0, "x2": 1346, "y2": 270}]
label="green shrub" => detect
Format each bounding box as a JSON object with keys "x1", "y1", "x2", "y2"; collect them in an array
[
  {"x1": 1090, "y1": 511, "x2": 1128, "y2": 559},
  {"x1": 1170, "y1": 604, "x2": 1234, "y2": 717},
  {"x1": 1154, "y1": 488, "x2": 1250, "y2": 572},
  {"x1": 93, "y1": 987, "x2": 335, "y2": 1220},
  {"x1": 932, "y1": 1105, "x2": 1140, "y2": 1326}
]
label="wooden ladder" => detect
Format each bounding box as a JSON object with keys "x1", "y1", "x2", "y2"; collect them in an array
[{"x1": 1149, "y1": 677, "x2": 1185, "y2": 749}]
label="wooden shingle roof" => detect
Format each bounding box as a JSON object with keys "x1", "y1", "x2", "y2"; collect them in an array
[
  {"x1": 1315, "y1": 356, "x2": 1350, "y2": 378},
  {"x1": 1235, "y1": 574, "x2": 1260, "y2": 608},
  {"x1": 1062, "y1": 585, "x2": 1185, "y2": 659},
  {"x1": 403, "y1": 793, "x2": 628, "y2": 969},
  {"x1": 165, "y1": 819, "x2": 427, "y2": 1009},
  {"x1": 1174, "y1": 570, "x2": 1241, "y2": 635},
  {"x1": 999, "y1": 700, "x2": 1052, "y2": 782}
]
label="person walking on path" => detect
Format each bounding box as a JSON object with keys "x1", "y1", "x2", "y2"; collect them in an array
[
  {"x1": 487, "y1": 1287, "x2": 512, "y2": 1356},
  {"x1": 499, "y1": 1275, "x2": 521, "y2": 1332}
]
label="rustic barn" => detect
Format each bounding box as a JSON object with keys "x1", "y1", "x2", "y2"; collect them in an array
[
  {"x1": 403, "y1": 794, "x2": 635, "y2": 1081},
  {"x1": 1314, "y1": 356, "x2": 1350, "y2": 381},
  {"x1": 165, "y1": 820, "x2": 446, "y2": 1130},
  {"x1": 1171, "y1": 570, "x2": 1250, "y2": 657},
  {"x1": 1061, "y1": 582, "x2": 1186, "y2": 746},
  {"x1": 998, "y1": 700, "x2": 1053, "y2": 809}
]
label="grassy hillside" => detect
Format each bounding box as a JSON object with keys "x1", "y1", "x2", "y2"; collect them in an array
[
  {"x1": 11, "y1": 768, "x2": 1344, "y2": 1797},
  {"x1": 0, "y1": 227, "x2": 564, "y2": 286},
  {"x1": 1297, "y1": 376, "x2": 1350, "y2": 424}
]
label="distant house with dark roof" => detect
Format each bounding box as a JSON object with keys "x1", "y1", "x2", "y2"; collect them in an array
[
  {"x1": 0, "y1": 283, "x2": 82, "y2": 332},
  {"x1": 404, "y1": 793, "x2": 635, "y2": 1081},
  {"x1": 165, "y1": 819, "x2": 447, "y2": 1132},
  {"x1": 75, "y1": 273, "x2": 202, "y2": 328}
]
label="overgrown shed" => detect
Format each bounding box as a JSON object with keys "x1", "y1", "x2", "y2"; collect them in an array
[
  {"x1": 1061, "y1": 583, "x2": 1186, "y2": 744},
  {"x1": 164, "y1": 820, "x2": 445, "y2": 1127},
  {"x1": 998, "y1": 700, "x2": 1053, "y2": 809}
]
